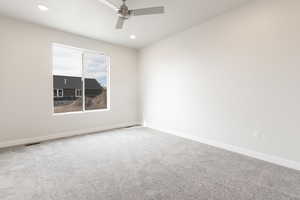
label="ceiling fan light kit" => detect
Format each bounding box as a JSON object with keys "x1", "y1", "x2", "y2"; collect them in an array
[{"x1": 97, "y1": 0, "x2": 165, "y2": 29}]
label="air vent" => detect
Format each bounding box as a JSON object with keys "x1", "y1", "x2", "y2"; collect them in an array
[{"x1": 25, "y1": 142, "x2": 41, "y2": 147}]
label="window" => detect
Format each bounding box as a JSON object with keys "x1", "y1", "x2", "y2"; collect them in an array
[
  {"x1": 54, "y1": 89, "x2": 57, "y2": 97},
  {"x1": 75, "y1": 89, "x2": 82, "y2": 97},
  {"x1": 53, "y1": 89, "x2": 63, "y2": 97},
  {"x1": 57, "y1": 89, "x2": 63, "y2": 97},
  {"x1": 53, "y1": 44, "x2": 109, "y2": 114}
]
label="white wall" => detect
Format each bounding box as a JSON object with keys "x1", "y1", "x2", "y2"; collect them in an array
[
  {"x1": 0, "y1": 16, "x2": 140, "y2": 145},
  {"x1": 139, "y1": 0, "x2": 300, "y2": 164}
]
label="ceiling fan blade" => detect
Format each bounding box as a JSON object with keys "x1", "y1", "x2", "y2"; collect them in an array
[
  {"x1": 97, "y1": 0, "x2": 119, "y2": 11},
  {"x1": 116, "y1": 17, "x2": 125, "y2": 29},
  {"x1": 130, "y1": 6, "x2": 165, "y2": 16}
]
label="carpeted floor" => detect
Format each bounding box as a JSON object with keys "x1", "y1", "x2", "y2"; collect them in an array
[{"x1": 0, "y1": 127, "x2": 299, "y2": 200}]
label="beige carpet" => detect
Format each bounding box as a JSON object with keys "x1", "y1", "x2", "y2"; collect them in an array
[{"x1": 0, "y1": 127, "x2": 299, "y2": 200}]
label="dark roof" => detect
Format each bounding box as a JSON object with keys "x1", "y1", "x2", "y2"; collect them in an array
[
  {"x1": 85, "y1": 78, "x2": 103, "y2": 89},
  {"x1": 53, "y1": 75, "x2": 102, "y2": 89}
]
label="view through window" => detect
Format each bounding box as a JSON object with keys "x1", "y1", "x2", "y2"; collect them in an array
[{"x1": 53, "y1": 44, "x2": 109, "y2": 113}]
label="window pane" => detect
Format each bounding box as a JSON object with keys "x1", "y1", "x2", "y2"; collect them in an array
[
  {"x1": 53, "y1": 45, "x2": 83, "y2": 113},
  {"x1": 84, "y1": 53, "x2": 108, "y2": 110}
]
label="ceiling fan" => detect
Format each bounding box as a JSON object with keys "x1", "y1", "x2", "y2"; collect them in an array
[{"x1": 97, "y1": 0, "x2": 165, "y2": 29}]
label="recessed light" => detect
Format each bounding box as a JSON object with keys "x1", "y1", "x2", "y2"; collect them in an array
[
  {"x1": 130, "y1": 35, "x2": 136, "y2": 39},
  {"x1": 38, "y1": 4, "x2": 49, "y2": 11}
]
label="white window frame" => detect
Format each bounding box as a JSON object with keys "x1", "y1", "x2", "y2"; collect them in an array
[
  {"x1": 54, "y1": 89, "x2": 63, "y2": 97},
  {"x1": 57, "y1": 89, "x2": 64, "y2": 97},
  {"x1": 75, "y1": 89, "x2": 82, "y2": 97},
  {"x1": 52, "y1": 43, "x2": 110, "y2": 115}
]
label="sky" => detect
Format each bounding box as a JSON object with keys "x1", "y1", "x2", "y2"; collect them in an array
[{"x1": 53, "y1": 46, "x2": 108, "y2": 87}]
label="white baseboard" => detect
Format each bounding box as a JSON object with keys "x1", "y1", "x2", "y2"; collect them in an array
[
  {"x1": 0, "y1": 122, "x2": 141, "y2": 149},
  {"x1": 145, "y1": 123, "x2": 300, "y2": 171}
]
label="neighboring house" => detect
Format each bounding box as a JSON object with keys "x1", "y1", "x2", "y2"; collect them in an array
[{"x1": 53, "y1": 75, "x2": 103, "y2": 100}]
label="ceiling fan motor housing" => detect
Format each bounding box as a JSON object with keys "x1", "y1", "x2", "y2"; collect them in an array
[{"x1": 118, "y1": 3, "x2": 130, "y2": 19}]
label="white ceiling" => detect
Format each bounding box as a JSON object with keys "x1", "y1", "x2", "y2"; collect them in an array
[{"x1": 0, "y1": 0, "x2": 251, "y2": 48}]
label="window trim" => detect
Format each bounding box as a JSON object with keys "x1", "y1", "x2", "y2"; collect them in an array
[
  {"x1": 57, "y1": 89, "x2": 64, "y2": 97},
  {"x1": 52, "y1": 43, "x2": 110, "y2": 115},
  {"x1": 75, "y1": 89, "x2": 82, "y2": 97}
]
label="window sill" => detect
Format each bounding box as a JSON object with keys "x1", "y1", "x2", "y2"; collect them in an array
[{"x1": 53, "y1": 108, "x2": 110, "y2": 116}]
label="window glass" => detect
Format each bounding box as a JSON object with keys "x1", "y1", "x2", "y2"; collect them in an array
[
  {"x1": 84, "y1": 53, "x2": 108, "y2": 111},
  {"x1": 53, "y1": 45, "x2": 83, "y2": 113}
]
